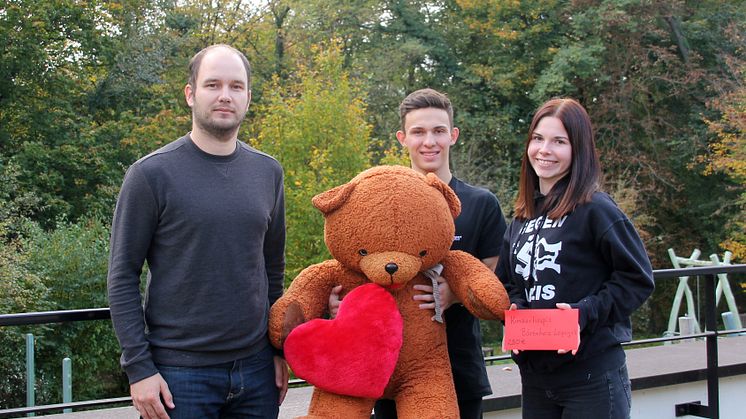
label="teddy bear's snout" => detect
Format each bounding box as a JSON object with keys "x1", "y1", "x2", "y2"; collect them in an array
[
  {"x1": 359, "y1": 251, "x2": 421, "y2": 287},
  {"x1": 385, "y1": 263, "x2": 398, "y2": 275}
]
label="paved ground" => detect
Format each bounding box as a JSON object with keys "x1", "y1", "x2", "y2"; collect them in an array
[
  {"x1": 31, "y1": 334, "x2": 746, "y2": 418},
  {"x1": 35, "y1": 407, "x2": 135, "y2": 419}
]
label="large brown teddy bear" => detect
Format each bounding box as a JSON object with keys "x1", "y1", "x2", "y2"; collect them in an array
[{"x1": 269, "y1": 165, "x2": 509, "y2": 418}]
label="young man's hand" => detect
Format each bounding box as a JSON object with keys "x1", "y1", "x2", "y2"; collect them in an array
[
  {"x1": 328, "y1": 285, "x2": 343, "y2": 319},
  {"x1": 130, "y1": 373, "x2": 174, "y2": 419},
  {"x1": 413, "y1": 275, "x2": 459, "y2": 312}
]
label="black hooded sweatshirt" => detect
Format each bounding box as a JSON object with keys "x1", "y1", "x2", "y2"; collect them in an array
[{"x1": 496, "y1": 190, "x2": 654, "y2": 387}]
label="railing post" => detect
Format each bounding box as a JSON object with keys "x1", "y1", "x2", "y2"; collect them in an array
[
  {"x1": 25, "y1": 333, "x2": 35, "y2": 417},
  {"x1": 721, "y1": 312, "x2": 740, "y2": 334},
  {"x1": 679, "y1": 316, "x2": 696, "y2": 342},
  {"x1": 704, "y1": 273, "x2": 719, "y2": 418},
  {"x1": 62, "y1": 357, "x2": 72, "y2": 413}
]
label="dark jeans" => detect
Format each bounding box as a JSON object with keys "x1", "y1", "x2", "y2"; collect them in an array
[
  {"x1": 374, "y1": 397, "x2": 483, "y2": 419},
  {"x1": 155, "y1": 345, "x2": 279, "y2": 419},
  {"x1": 521, "y1": 364, "x2": 631, "y2": 419}
]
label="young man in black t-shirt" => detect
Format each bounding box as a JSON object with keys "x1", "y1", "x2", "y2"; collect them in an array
[{"x1": 329, "y1": 88, "x2": 507, "y2": 418}]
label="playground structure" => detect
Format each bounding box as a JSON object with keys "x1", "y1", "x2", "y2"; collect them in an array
[{"x1": 665, "y1": 248, "x2": 742, "y2": 337}]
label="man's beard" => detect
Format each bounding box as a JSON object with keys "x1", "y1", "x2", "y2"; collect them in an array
[{"x1": 194, "y1": 107, "x2": 246, "y2": 140}]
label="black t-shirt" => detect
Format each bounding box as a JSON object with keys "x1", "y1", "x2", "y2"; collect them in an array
[{"x1": 445, "y1": 176, "x2": 507, "y2": 400}]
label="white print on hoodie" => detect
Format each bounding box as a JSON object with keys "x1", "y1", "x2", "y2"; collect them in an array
[{"x1": 514, "y1": 227, "x2": 563, "y2": 301}]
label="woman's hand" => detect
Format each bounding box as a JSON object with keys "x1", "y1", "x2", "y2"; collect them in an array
[
  {"x1": 505, "y1": 303, "x2": 521, "y2": 354},
  {"x1": 556, "y1": 302, "x2": 579, "y2": 355}
]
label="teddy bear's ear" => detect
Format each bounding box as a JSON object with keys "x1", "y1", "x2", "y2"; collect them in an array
[
  {"x1": 312, "y1": 182, "x2": 357, "y2": 215},
  {"x1": 425, "y1": 173, "x2": 461, "y2": 219}
]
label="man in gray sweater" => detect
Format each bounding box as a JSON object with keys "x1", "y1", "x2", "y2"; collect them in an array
[{"x1": 107, "y1": 44, "x2": 288, "y2": 419}]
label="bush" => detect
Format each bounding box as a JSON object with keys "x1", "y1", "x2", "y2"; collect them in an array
[
  {"x1": 20, "y1": 217, "x2": 127, "y2": 404},
  {"x1": 0, "y1": 222, "x2": 51, "y2": 408}
]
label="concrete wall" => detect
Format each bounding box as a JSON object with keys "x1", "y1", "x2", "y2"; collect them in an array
[
  {"x1": 632, "y1": 375, "x2": 745, "y2": 419},
  {"x1": 483, "y1": 375, "x2": 746, "y2": 419}
]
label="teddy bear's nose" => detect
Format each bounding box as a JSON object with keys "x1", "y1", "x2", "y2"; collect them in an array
[{"x1": 385, "y1": 263, "x2": 399, "y2": 275}]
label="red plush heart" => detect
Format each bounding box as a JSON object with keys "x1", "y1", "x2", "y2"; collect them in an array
[{"x1": 284, "y1": 283, "x2": 403, "y2": 398}]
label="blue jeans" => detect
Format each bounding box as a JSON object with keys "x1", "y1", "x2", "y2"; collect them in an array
[
  {"x1": 156, "y1": 345, "x2": 279, "y2": 419},
  {"x1": 521, "y1": 364, "x2": 631, "y2": 419}
]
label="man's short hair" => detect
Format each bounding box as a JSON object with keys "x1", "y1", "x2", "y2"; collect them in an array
[
  {"x1": 399, "y1": 88, "x2": 454, "y2": 130},
  {"x1": 188, "y1": 44, "x2": 252, "y2": 91}
]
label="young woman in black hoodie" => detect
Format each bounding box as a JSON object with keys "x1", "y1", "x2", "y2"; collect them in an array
[{"x1": 496, "y1": 98, "x2": 654, "y2": 419}]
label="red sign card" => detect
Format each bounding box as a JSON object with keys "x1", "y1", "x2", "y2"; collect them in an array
[{"x1": 502, "y1": 309, "x2": 579, "y2": 351}]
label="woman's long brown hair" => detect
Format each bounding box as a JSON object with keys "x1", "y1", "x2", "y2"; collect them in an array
[{"x1": 514, "y1": 98, "x2": 601, "y2": 220}]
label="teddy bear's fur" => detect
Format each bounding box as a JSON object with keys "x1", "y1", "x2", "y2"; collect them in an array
[{"x1": 269, "y1": 165, "x2": 510, "y2": 418}]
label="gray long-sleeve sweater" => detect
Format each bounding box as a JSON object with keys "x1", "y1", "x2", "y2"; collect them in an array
[{"x1": 107, "y1": 134, "x2": 285, "y2": 384}]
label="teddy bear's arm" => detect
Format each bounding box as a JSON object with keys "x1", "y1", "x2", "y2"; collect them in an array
[
  {"x1": 268, "y1": 260, "x2": 366, "y2": 348},
  {"x1": 441, "y1": 250, "x2": 510, "y2": 320}
]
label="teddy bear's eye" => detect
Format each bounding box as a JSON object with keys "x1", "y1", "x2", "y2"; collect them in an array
[
  {"x1": 358, "y1": 249, "x2": 368, "y2": 256},
  {"x1": 419, "y1": 250, "x2": 428, "y2": 257}
]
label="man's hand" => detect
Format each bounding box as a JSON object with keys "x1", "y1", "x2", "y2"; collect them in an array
[
  {"x1": 413, "y1": 275, "x2": 459, "y2": 312},
  {"x1": 130, "y1": 373, "x2": 174, "y2": 419},
  {"x1": 328, "y1": 285, "x2": 343, "y2": 319},
  {"x1": 555, "y1": 302, "x2": 579, "y2": 356},
  {"x1": 274, "y1": 356, "x2": 289, "y2": 405}
]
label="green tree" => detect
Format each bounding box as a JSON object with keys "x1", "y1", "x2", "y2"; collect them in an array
[
  {"x1": 448, "y1": 0, "x2": 565, "y2": 203},
  {"x1": 420, "y1": 0, "x2": 745, "y2": 336},
  {"x1": 0, "y1": 1, "x2": 116, "y2": 225},
  {"x1": 700, "y1": 54, "x2": 745, "y2": 260},
  {"x1": 251, "y1": 42, "x2": 372, "y2": 283}
]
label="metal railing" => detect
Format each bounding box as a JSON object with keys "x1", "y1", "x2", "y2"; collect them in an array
[
  {"x1": 1, "y1": 264, "x2": 745, "y2": 418},
  {"x1": 653, "y1": 264, "x2": 746, "y2": 419}
]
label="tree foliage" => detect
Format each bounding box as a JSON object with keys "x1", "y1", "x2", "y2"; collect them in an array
[
  {"x1": 252, "y1": 41, "x2": 372, "y2": 283},
  {"x1": 699, "y1": 30, "x2": 745, "y2": 259}
]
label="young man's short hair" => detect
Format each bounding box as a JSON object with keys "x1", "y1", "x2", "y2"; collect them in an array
[{"x1": 399, "y1": 88, "x2": 454, "y2": 130}]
